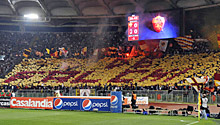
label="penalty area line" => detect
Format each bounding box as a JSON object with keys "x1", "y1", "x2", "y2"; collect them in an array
[{"x1": 186, "y1": 121, "x2": 199, "y2": 125}]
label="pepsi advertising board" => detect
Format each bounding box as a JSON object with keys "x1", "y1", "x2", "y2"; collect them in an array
[
  {"x1": 81, "y1": 99, "x2": 110, "y2": 112},
  {"x1": 53, "y1": 98, "x2": 80, "y2": 110},
  {"x1": 110, "y1": 91, "x2": 122, "y2": 113}
]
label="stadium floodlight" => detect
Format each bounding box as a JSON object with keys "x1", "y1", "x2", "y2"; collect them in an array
[{"x1": 24, "y1": 14, "x2": 39, "y2": 20}]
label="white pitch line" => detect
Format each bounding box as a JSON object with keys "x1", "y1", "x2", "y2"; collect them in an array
[{"x1": 186, "y1": 121, "x2": 199, "y2": 125}]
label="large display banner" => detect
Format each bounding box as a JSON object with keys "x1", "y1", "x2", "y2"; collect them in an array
[
  {"x1": 126, "y1": 10, "x2": 180, "y2": 41},
  {"x1": 128, "y1": 15, "x2": 139, "y2": 41},
  {"x1": 123, "y1": 97, "x2": 148, "y2": 105},
  {"x1": 0, "y1": 97, "x2": 10, "y2": 108},
  {"x1": 53, "y1": 98, "x2": 80, "y2": 110},
  {"x1": 110, "y1": 91, "x2": 122, "y2": 113},
  {"x1": 80, "y1": 89, "x2": 90, "y2": 96},
  {"x1": 81, "y1": 98, "x2": 110, "y2": 112},
  {"x1": 10, "y1": 97, "x2": 53, "y2": 109}
]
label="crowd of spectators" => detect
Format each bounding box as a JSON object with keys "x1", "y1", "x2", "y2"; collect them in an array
[
  {"x1": 1, "y1": 51, "x2": 220, "y2": 92},
  {"x1": 0, "y1": 31, "x2": 126, "y2": 77},
  {"x1": 0, "y1": 29, "x2": 217, "y2": 95},
  {"x1": 0, "y1": 30, "x2": 211, "y2": 78}
]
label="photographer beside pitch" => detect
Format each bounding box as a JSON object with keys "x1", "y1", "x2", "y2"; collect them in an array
[
  {"x1": 131, "y1": 91, "x2": 137, "y2": 110},
  {"x1": 201, "y1": 94, "x2": 208, "y2": 120}
]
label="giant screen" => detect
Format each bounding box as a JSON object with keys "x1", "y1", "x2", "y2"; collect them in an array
[{"x1": 127, "y1": 10, "x2": 180, "y2": 41}]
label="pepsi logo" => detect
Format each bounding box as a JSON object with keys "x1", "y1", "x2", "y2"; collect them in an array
[
  {"x1": 82, "y1": 99, "x2": 92, "y2": 110},
  {"x1": 54, "y1": 98, "x2": 63, "y2": 109},
  {"x1": 111, "y1": 95, "x2": 118, "y2": 105}
]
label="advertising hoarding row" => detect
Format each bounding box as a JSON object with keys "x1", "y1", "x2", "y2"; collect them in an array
[
  {"x1": 8, "y1": 97, "x2": 113, "y2": 112},
  {"x1": 53, "y1": 98, "x2": 110, "y2": 112},
  {"x1": 3, "y1": 92, "x2": 146, "y2": 113}
]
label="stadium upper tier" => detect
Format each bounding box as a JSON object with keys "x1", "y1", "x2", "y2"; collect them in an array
[
  {"x1": 0, "y1": 31, "x2": 126, "y2": 77},
  {"x1": 2, "y1": 51, "x2": 220, "y2": 88}
]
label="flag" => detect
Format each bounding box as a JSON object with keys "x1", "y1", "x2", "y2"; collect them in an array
[
  {"x1": 101, "y1": 48, "x2": 108, "y2": 56},
  {"x1": 46, "y1": 48, "x2": 50, "y2": 54},
  {"x1": 198, "y1": 92, "x2": 201, "y2": 121},
  {"x1": 185, "y1": 77, "x2": 207, "y2": 93},
  {"x1": 101, "y1": 48, "x2": 106, "y2": 52},
  {"x1": 138, "y1": 41, "x2": 149, "y2": 51},
  {"x1": 74, "y1": 53, "x2": 80, "y2": 56},
  {"x1": 54, "y1": 51, "x2": 58, "y2": 58},
  {"x1": 130, "y1": 46, "x2": 137, "y2": 57},
  {"x1": 93, "y1": 49, "x2": 99, "y2": 56},
  {"x1": 35, "y1": 51, "x2": 43, "y2": 57},
  {"x1": 185, "y1": 77, "x2": 207, "y2": 84},
  {"x1": 59, "y1": 47, "x2": 68, "y2": 57},
  {"x1": 0, "y1": 55, "x2": 5, "y2": 60},
  {"x1": 217, "y1": 34, "x2": 220, "y2": 48},
  {"x1": 159, "y1": 40, "x2": 168, "y2": 52},
  {"x1": 23, "y1": 48, "x2": 32, "y2": 58},
  {"x1": 214, "y1": 73, "x2": 220, "y2": 86},
  {"x1": 50, "y1": 50, "x2": 58, "y2": 58},
  {"x1": 201, "y1": 76, "x2": 209, "y2": 84},
  {"x1": 175, "y1": 36, "x2": 194, "y2": 50},
  {"x1": 106, "y1": 47, "x2": 117, "y2": 56},
  {"x1": 194, "y1": 77, "x2": 207, "y2": 84},
  {"x1": 81, "y1": 47, "x2": 87, "y2": 56},
  {"x1": 185, "y1": 78, "x2": 195, "y2": 84}
]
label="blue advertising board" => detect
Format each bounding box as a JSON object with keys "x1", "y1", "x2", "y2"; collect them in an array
[
  {"x1": 81, "y1": 98, "x2": 110, "y2": 112},
  {"x1": 110, "y1": 91, "x2": 122, "y2": 113},
  {"x1": 53, "y1": 98, "x2": 80, "y2": 110}
]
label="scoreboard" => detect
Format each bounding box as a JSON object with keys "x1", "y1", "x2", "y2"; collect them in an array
[{"x1": 128, "y1": 15, "x2": 139, "y2": 41}]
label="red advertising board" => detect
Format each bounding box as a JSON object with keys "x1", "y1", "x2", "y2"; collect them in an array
[
  {"x1": 128, "y1": 15, "x2": 139, "y2": 41},
  {"x1": 10, "y1": 97, "x2": 53, "y2": 109}
]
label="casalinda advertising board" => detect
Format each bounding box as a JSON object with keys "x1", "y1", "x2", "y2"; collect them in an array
[
  {"x1": 10, "y1": 97, "x2": 53, "y2": 109},
  {"x1": 53, "y1": 98, "x2": 80, "y2": 110},
  {"x1": 81, "y1": 98, "x2": 110, "y2": 111}
]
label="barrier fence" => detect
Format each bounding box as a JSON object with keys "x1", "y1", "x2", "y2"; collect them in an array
[
  {"x1": 13, "y1": 89, "x2": 220, "y2": 104},
  {"x1": 1, "y1": 91, "x2": 123, "y2": 113}
]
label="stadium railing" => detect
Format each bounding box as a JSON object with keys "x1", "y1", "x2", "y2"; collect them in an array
[{"x1": 14, "y1": 89, "x2": 220, "y2": 104}]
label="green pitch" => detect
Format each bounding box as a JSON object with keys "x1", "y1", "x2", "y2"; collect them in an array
[{"x1": 0, "y1": 109, "x2": 219, "y2": 125}]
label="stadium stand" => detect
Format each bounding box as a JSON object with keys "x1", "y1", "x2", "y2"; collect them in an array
[
  {"x1": 0, "y1": 23, "x2": 216, "y2": 95},
  {"x1": 0, "y1": 31, "x2": 126, "y2": 78},
  {"x1": 2, "y1": 47, "x2": 220, "y2": 93}
]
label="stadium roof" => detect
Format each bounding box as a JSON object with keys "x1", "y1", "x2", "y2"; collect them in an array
[{"x1": 0, "y1": 0, "x2": 219, "y2": 26}]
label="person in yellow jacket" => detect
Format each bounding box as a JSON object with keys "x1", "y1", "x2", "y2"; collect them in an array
[{"x1": 131, "y1": 91, "x2": 137, "y2": 109}]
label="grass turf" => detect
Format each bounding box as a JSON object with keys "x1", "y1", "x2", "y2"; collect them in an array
[{"x1": 0, "y1": 109, "x2": 219, "y2": 125}]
